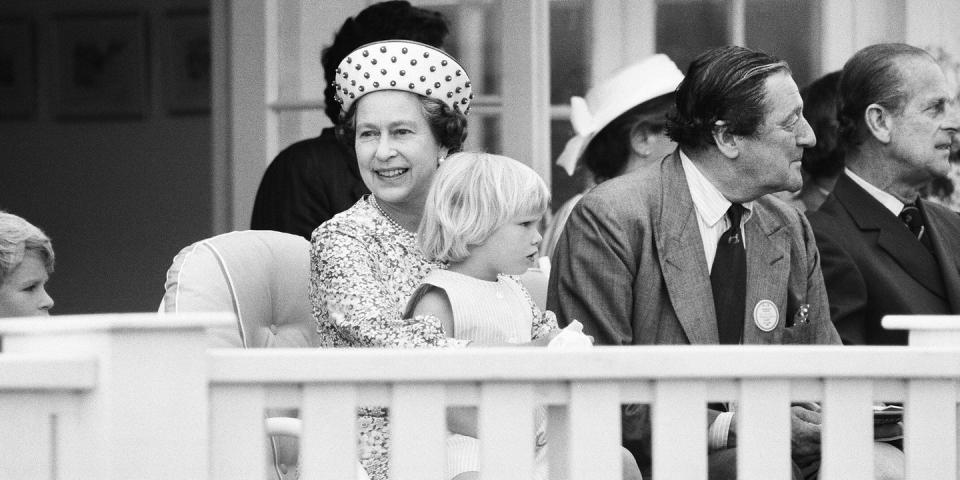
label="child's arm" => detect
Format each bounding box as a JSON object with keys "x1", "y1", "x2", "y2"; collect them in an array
[
  {"x1": 409, "y1": 286, "x2": 456, "y2": 338},
  {"x1": 409, "y1": 287, "x2": 479, "y2": 436}
]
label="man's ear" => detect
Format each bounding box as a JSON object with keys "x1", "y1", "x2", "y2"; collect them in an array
[
  {"x1": 864, "y1": 103, "x2": 892, "y2": 144},
  {"x1": 712, "y1": 122, "x2": 739, "y2": 159}
]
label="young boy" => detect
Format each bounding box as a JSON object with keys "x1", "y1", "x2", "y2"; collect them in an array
[{"x1": 0, "y1": 211, "x2": 55, "y2": 317}]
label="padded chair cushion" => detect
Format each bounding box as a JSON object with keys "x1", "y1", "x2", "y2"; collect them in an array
[{"x1": 162, "y1": 230, "x2": 317, "y2": 348}]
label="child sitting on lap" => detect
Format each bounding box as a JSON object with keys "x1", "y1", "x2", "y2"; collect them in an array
[
  {"x1": 405, "y1": 152, "x2": 641, "y2": 480},
  {"x1": 404, "y1": 151, "x2": 555, "y2": 480},
  {"x1": 407, "y1": 151, "x2": 557, "y2": 349}
]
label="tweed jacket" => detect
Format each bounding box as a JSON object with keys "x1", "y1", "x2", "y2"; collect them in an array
[
  {"x1": 547, "y1": 150, "x2": 840, "y2": 347},
  {"x1": 807, "y1": 173, "x2": 960, "y2": 345}
]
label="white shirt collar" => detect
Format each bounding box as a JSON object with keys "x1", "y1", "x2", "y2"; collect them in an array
[
  {"x1": 844, "y1": 167, "x2": 905, "y2": 216},
  {"x1": 680, "y1": 150, "x2": 753, "y2": 227}
]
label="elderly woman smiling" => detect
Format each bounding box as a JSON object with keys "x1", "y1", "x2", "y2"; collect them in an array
[{"x1": 309, "y1": 40, "x2": 471, "y2": 479}]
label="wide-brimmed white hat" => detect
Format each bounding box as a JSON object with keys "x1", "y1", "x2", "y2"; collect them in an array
[
  {"x1": 556, "y1": 54, "x2": 683, "y2": 176},
  {"x1": 332, "y1": 40, "x2": 472, "y2": 115}
]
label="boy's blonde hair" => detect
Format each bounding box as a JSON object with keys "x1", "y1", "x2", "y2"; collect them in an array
[
  {"x1": 419, "y1": 152, "x2": 550, "y2": 263},
  {"x1": 0, "y1": 211, "x2": 55, "y2": 284}
]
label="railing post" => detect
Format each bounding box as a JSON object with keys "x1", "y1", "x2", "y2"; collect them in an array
[
  {"x1": 0, "y1": 312, "x2": 233, "y2": 480},
  {"x1": 882, "y1": 314, "x2": 960, "y2": 478},
  {"x1": 881, "y1": 315, "x2": 960, "y2": 347}
]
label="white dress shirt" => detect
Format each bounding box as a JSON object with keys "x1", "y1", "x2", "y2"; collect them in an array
[
  {"x1": 680, "y1": 150, "x2": 754, "y2": 272},
  {"x1": 679, "y1": 150, "x2": 754, "y2": 449},
  {"x1": 844, "y1": 167, "x2": 906, "y2": 216}
]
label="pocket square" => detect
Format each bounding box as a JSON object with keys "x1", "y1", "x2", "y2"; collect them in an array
[{"x1": 792, "y1": 303, "x2": 810, "y2": 326}]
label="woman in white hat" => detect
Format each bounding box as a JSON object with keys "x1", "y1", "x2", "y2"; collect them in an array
[
  {"x1": 542, "y1": 54, "x2": 684, "y2": 260},
  {"x1": 308, "y1": 39, "x2": 472, "y2": 479}
]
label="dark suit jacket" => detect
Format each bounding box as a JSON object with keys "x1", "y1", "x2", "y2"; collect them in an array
[
  {"x1": 806, "y1": 173, "x2": 960, "y2": 345},
  {"x1": 548, "y1": 150, "x2": 840, "y2": 347},
  {"x1": 250, "y1": 128, "x2": 369, "y2": 239}
]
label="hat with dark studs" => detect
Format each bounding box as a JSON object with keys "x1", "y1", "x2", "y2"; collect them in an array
[{"x1": 333, "y1": 40, "x2": 473, "y2": 115}]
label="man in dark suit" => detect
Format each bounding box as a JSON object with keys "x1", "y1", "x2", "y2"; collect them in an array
[
  {"x1": 548, "y1": 46, "x2": 867, "y2": 479},
  {"x1": 807, "y1": 43, "x2": 960, "y2": 346}
]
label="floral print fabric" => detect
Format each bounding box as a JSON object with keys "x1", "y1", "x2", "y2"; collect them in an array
[{"x1": 309, "y1": 196, "x2": 468, "y2": 479}]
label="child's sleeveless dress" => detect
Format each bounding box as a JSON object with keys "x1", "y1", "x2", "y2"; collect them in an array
[{"x1": 405, "y1": 269, "x2": 556, "y2": 480}]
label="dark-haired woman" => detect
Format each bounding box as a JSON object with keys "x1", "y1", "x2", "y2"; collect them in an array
[{"x1": 542, "y1": 54, "x2": 684, "y2": 259}]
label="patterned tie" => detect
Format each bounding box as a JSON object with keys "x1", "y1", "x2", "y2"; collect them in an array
[
  {"x1": 900, "y1": 203, "x2": 934, "y2": 253},
  {"x1": 899, "y1": 204, "x2": 923, "y2": 238},
  {"x1": 711, "y1": 204, "x2": 746, "y2": 345}
]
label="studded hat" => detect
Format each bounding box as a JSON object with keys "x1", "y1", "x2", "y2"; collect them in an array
[{"x1": 333, "y1": 40, "x2": 473, "y2": 115}]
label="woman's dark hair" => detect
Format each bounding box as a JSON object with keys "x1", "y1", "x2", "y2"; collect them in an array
[
  {"x1": 580, "y1": 93, "x2": 674, "y2": 183},
  {"x1": 338, "y1": 95, "x2": 468, "y2": 153},
  {"x1": 800, "y1": 71, "x2": 844, "y2": 179},
  {"x1": 667, "y1": 46, "x2": 790, "y2": 151},
  {"x1": 321, "y1": 1, "x2": 449, "y2": 124},
  {"x1": 837, "y1": 43, "x2": 931, "y2": 150}
]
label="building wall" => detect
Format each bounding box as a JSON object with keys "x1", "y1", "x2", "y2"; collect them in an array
[{"x1": 0, "y1": 0, "x2": 212, "y2": 314}]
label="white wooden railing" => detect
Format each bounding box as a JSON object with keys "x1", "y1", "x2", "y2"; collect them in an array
[{"x1": 1, "y1": 313, "x2": 959, "y2": 480}]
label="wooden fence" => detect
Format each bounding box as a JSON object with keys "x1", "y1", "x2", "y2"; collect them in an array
[{"x1": 0, "y1": 313, "x2": 958, "y2": 480}]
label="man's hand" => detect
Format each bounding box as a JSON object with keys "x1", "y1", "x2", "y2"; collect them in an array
[{"x1": 790, "y1": 405, "x2": 822, "y2": 467}]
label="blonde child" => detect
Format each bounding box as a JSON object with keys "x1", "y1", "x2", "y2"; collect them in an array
[
  {"x1": 406, "y1": 152, "x2": 556, "y2": 347},
  {"x1": 404, "y1": 152, "x2": 640, "y2": 480}
]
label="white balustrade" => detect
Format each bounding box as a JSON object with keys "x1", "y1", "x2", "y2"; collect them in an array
[
  {"x1": 883, "y1": 314, "x2": 960, "y2": 479},
  {"x1": 882, "y1": 315, "x2": 960, "y2": 346},
  {"x1": 0, "y1": 313, "x2": 958, "y2": 479},
  {"x1": 0, "y1": 313, "x2": 234, "y2": 480}
]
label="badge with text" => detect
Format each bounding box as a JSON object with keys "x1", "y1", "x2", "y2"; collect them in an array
[{"x1": 753, "y1": 299, "x2": 779, "y2": 332}]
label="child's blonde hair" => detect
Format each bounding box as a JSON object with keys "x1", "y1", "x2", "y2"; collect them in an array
[{"x1": 419, "y1": 152, "x2": 550, "y2": 263}]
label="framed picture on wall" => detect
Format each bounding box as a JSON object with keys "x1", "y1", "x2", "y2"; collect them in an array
[
  {"x1": 0, "y1": 17, "x2": 36, "y2": 120},
  {"x1": 52, "y1": 12, "x2": 148, "y2": 119},
  {"x1": 162, "y1": 9, "x2": 210, "y2": 115}
]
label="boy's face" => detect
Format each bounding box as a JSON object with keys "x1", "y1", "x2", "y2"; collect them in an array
[
  {"x1": 471, "y1": 213, "x2": 543, "y2": 278},
  {"x1": 0, "y1": 250, "x2": 53, "y2": 318}
]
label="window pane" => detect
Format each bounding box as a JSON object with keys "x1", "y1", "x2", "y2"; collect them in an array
[
  {"x1": 549, "y1": 0, "x2": 588, "y2": 210},
  {"x1": 477, "y1": 115, "x2": 501, "y2": 153},
  {"x1": 482, "y1": 4, "x2": 502, "y2": 96},
  {"x1": 745, "y1": 0, "x2": 816, "y2": 87},
  {"x1": 656, "y1": 0, "x2": 728, "y2": 72},
  {"x1": 550, "y1": 0, "x2": 588, "y2": 105},
  {"x1": 429, "y1": 2, "x2": 501, "y2": 96}
]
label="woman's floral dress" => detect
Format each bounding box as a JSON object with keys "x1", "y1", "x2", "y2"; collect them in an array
[{"x1": 309, "y1": 196, "x2": 469, "y2": 480}]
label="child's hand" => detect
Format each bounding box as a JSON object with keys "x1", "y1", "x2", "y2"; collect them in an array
[
  {"x1": 545, "y1": 320, "x2": 595, "y2": 348},
  {"x1": 529, "y1": 329, "x2": 561, "y2": 347}
]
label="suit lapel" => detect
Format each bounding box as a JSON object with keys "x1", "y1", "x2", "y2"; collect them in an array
[
  {"x1": 834, "y1": 175, "x2": 946, "y2": 298},
  {"x1": 742, "y1": 204, "x2": 787, "y2": 344},
  {"x1": 922, "y1": 202, "x2": 960, "y2": 311},
  {"x1": 655, "y1": 152, "x2": 719, "y2": 344}
]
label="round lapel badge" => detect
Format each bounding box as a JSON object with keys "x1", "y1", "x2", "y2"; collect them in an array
[{"x1": 753, "y1": 299, "x2": 779, "y2": 332}]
